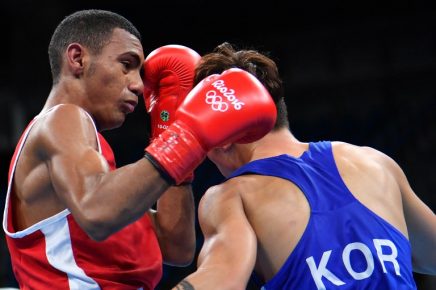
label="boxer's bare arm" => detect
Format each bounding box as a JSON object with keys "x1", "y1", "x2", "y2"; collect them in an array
[
  {"x1": 37, "y1": 104, "x2": 168, "y2": 241},
  {"x1": 149, "y1": 184, "x2": 196, "y2": 266},
  {"x1": 172, "y1": 184, "x2": 257, "y2": 290},
  {"x1": 390, "y1": 158, "x2": 436, "y2": 274}
]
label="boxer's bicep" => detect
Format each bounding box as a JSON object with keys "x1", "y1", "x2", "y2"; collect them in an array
[{"x1": 41, "y1": 105, "x2": 108, "y2": 214}]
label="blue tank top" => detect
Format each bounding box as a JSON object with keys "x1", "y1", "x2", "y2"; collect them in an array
[{"x1": 228, "y1": 141, "x2": 417, "y2": 290}]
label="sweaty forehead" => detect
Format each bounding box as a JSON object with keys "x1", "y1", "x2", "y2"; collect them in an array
[{"x1": 106, "y1": 28, "x2": 144, "y2": 59}]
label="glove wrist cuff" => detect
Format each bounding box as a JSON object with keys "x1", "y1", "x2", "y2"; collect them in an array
[
  {"x1": 143, "y1": 152, "x2": 175, "y2": 185},
  {"x1": 144, "y1": 121, "x2": 205, "y2": 185}
]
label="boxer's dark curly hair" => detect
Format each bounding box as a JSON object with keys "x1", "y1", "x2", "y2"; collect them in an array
[
  {"x1": 48, "y1": 9, "x2": 141, "y2": 84},
  {"x1": 195, "y1": 42, "x2": 289, "y2": 129}
]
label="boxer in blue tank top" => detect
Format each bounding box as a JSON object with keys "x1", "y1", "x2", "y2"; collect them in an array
[
  {"x1": 173, "y1": 42, "x2": 436, "y2": 290},
  {"x1": 231, "y1": 141, "x2": 417, "y2": 289}
]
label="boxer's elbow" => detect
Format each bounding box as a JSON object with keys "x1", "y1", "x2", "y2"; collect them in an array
[
  {"x1": 162, "y1": 240, "x2": 196, "y2": 266},
  {"x1": 73, "y1": 208, "x2": 116, "y2": 242}
]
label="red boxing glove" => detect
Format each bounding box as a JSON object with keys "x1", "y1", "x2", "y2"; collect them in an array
[
  {"x1": 143, "y1": 45, "x2": 200, "y2": 184},
  {"x1": 145, "y1": 68, "x2": 277, "y2": 185},
  {"x1": 143, "y1": 45, "x2": 201, "y2": 139}
]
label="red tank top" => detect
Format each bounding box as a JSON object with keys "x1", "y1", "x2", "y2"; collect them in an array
[{"x1": 3, "y1": 106, "x2": 163, "y2": 289}]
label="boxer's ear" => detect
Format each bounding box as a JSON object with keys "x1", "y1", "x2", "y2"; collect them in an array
[{"x1": 66, "y1": 43, "x2": 86, "y2": 78}]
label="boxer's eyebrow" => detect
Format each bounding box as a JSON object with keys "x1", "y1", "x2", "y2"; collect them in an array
[{"x1": 119, "y1": 52, "x2": 142, "y2": 69}]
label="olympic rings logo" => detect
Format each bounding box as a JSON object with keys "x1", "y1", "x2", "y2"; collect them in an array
[{"x1": 205, "y1": 90, "x2": 229, "y2": 112}]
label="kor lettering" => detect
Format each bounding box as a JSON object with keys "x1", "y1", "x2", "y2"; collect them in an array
[{"x1": 305, "y1": 239, "x2": 401, "y2": 290}]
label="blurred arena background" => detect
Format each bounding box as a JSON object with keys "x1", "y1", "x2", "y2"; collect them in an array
[{"x1": 0, "y1": 0, "x2": 435, "y2": 289}]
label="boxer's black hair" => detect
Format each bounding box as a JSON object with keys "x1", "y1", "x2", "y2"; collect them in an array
[
  {"x1": 48, "y1": 9, "x2": 141, "y2": 84},
  {"x1": 195, "y1": 42, "x2": 289, "y2": 130}
]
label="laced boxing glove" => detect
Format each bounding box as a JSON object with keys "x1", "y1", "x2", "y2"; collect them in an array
[
  {"x1": 143, "y1": 45, "x2": 200, "y2": 183},
  {"x1": 143, "y1": 45, "x2": 201, "y2": 139},
  {"x1": 145, "y1": 68, "x2": 277, "y2": 185}
]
